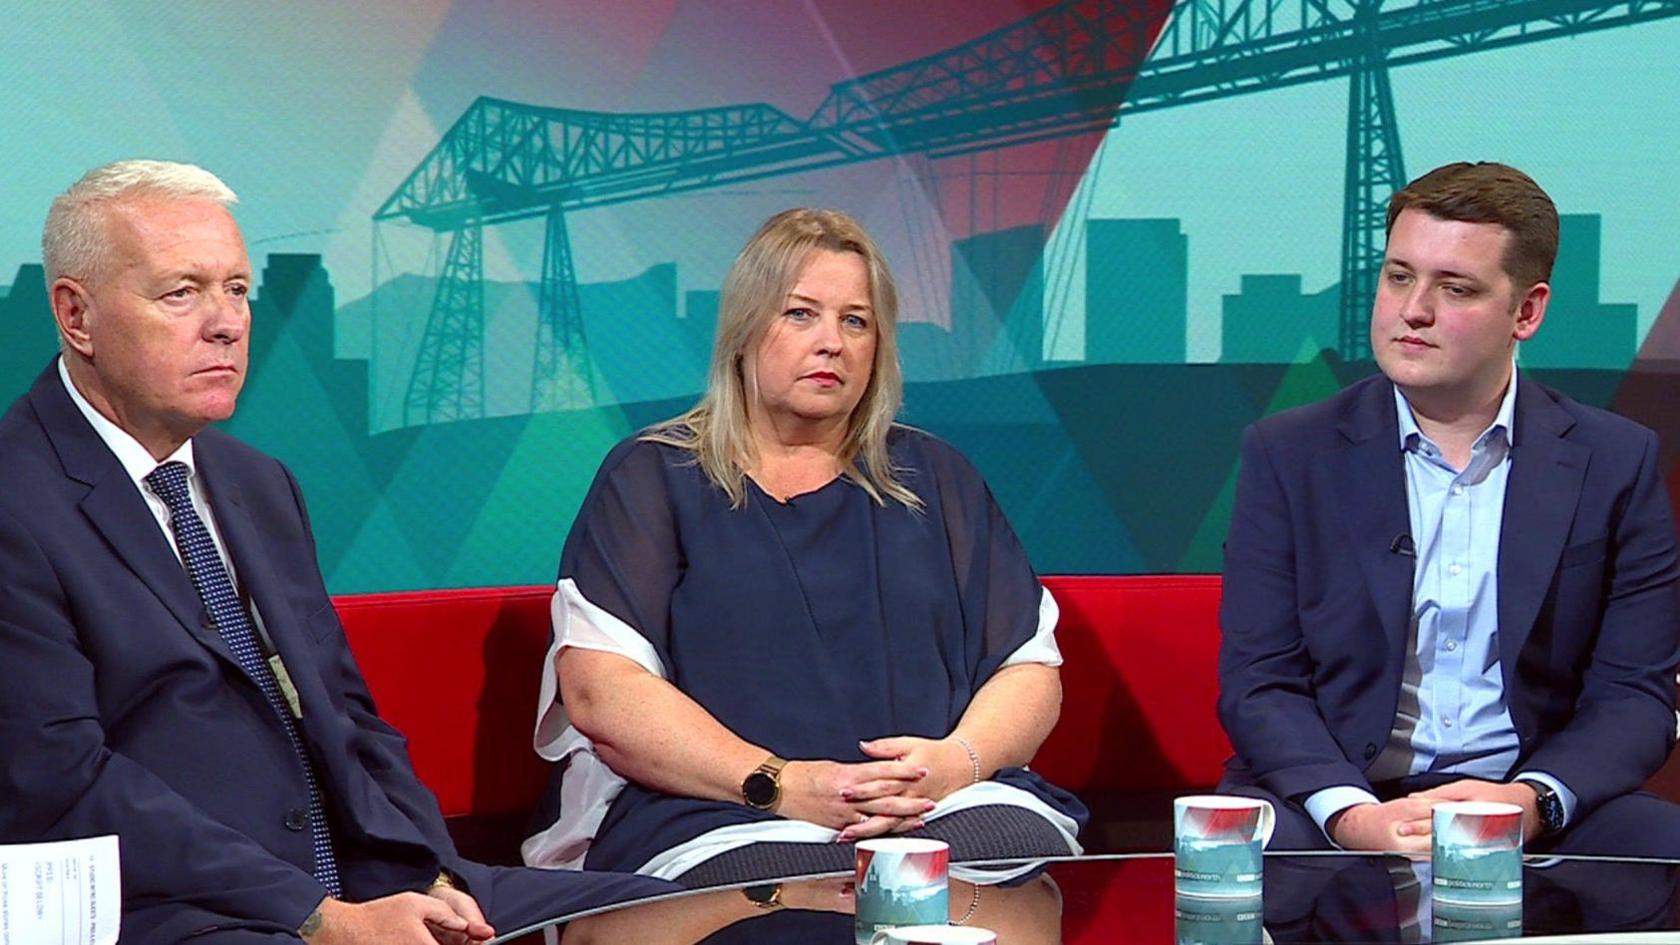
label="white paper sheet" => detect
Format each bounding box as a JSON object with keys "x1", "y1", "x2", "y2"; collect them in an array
[{"x1": 0, "y1": 837, "x2": 119, "y2": 945}]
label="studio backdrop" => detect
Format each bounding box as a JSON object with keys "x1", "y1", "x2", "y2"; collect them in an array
[{"x1": 2, "y1": 0, "x2": 1676, "y2": 592}]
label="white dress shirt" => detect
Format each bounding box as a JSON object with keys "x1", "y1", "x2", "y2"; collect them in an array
[{"x1": 57, "y1": 356, "x2": 250, "y2": 609}]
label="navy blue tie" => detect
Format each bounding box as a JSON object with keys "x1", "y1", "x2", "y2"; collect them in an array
[{"x1": 145, "y1": 461, "x2": 343, "y2": 897}]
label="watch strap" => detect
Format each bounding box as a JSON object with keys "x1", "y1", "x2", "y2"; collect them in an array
[{"x1": 1517, "y1": 777, "x2": 1565, "y2": 834}]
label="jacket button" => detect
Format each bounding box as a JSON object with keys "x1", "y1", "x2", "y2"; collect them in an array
[
  {"x1": 284, "y1": 808, "x2": 308, "y2": 832},
  {"x1": 1363, "y1": 744, "x2": 1377, "y2": 760}
]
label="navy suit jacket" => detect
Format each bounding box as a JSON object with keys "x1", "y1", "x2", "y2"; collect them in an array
[
  {"x1": 0, "y1": 365, "x2": 481, "y2": 940},
  {"x1": 1218, "y1": 372, "x2": 1680, "y2": 818}
]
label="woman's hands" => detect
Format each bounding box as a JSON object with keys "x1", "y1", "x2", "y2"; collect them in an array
[
  {"x1": 777, "y1": 758, "x2": 937, "y2": 841},
  {"x1": 763, "y1": 736, "x2": 978, "y2": 842},
  {"x1": 858, "y1": 736, "x2": 976, "y2": 803}
]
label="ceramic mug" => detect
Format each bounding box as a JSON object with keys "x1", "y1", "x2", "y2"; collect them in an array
[
  {"x1": 855, "y1": 838, "x2": 950, "y2": 942},
  {"x1": 869, "y1": 926, "x2": 997, "y2": 944},
  {"x1": 1432, "y1": 800, "x2": 1523, "y2": 906},
  {"x1": 1174, "y1": 795, "x2": 1276, "y2": 899}
]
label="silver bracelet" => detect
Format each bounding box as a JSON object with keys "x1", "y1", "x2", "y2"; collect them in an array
[{"x1": 952, "y1": 734, "x2": 981, "y2": 785}]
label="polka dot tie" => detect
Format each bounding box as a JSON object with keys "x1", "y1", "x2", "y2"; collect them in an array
[{"x1": 144, "y1": 461, "x2": 342, "y2": 897}]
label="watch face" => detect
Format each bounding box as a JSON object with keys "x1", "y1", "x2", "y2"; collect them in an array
[
  {"x1": 1524, "y1": 781, "x2": 1564, "y2": 832},
  {"x1": 743, "y1": 771, "x2": 779, "y2": 808},
  {"x1": 1540, "y1": 793, "x2": 1565, "y2": 831}
]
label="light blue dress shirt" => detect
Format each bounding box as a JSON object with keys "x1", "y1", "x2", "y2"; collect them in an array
[{"x1": 1304, "y1": 373, "x2": 1577, "y2": 841}]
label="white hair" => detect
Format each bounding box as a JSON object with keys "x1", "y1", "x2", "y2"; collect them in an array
[{"x1": 43, "y1": 159, "x2": 238, "y2": 288}]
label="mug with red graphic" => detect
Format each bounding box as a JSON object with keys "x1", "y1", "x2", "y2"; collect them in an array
[
  {"x1": 855, "y1": 838, "x2": 950, "y2": 942},
  {"x1": 1432, "y1": 800, "x2": 1523, "y2": 906},
  {"x1": 1173, "y1": 795, "x2": 1276, "y2": 899}
]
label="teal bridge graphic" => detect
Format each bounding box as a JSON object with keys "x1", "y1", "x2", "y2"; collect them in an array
[{"x1": 377, "y1": 0, "x2": 1680, "y2": 425}]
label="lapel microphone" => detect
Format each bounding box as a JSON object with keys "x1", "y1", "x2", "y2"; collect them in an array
[{"x1": 1390, "y1": 533, "x2": 1416, "y2": 558}]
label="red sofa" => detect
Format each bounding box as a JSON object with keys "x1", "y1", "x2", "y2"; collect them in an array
[{"x1": 333, "y1": 574, "x2": 1230, "y2": 862}]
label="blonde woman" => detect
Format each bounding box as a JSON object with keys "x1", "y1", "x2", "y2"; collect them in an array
[{"x1": 523, "y1": 209, "x2": 1085, "y2": 887}]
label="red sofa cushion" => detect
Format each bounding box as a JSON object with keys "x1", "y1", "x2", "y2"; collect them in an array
[
  {"x1": 334, "y1": 575, "x2": 1232, "y2": 822},
  {"x1": 1034, "y1": 575, "x2": 1229, "y2": 792},
  {"x1": 334, "y1": 585, "x2": 554, "y2": 819}
]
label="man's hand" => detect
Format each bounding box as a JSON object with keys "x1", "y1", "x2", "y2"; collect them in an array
[
  {"x1": 858, "y1": 736, "x2": 975, "y2": 803},
  {"x1": 300, "y1": 891, "x2": 494, "y2": 945},
  {"x1": 1327, "y1": 798, "x2": 1436, "y2": 852},
  {"x1": 425, "y1": 884, "x2": 495, "y2": 945},
  {"x1": 1409, "y1": 778, "x2": 1542, "y2": 841}
]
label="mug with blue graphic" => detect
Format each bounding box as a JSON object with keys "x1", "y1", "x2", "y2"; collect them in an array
[
  {"x1": 869, "y1": 926, "x2": 997, "y2": 944},
  {"x1": 1175, "y1": 892, "x2": 1265, "y2": 944},
  {"x1": 1433, "y1": 897, "x2": 1523, "y2": 942},
  {"x1": 1174, "y1": 795, "x2": 1276, "y2": 899},
  {"x1": 1432, "y1": 800, "x2": 1523, "y2": 906},
  {"x1": 855, "y1": 838, "x2": 950, "y2": 943}
]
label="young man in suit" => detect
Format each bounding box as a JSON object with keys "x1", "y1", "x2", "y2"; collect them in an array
[
  {"x1": 0, "y1": 161, "x2": 669, "y2": 944},
  {"x1": 1218, "y1": 161, "x2": 1680, "y2": 854}
]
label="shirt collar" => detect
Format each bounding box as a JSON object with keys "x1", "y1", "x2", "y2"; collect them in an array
[
  {"x1": 1394, "y1": 364, "x2": 1519, "y2": 454},
  {"x1": 58, "y1": 355, "x2": 198, "y2": 489}
]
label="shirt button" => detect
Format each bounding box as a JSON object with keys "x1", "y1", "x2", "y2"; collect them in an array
[
  {"x1": 1449, "y1": 563, "x2": 1463, "y2": 576},
  {"x1": 284, "y1": 809, "x2": 308, "y2": 832},
  {"x1": 1452, "y1": 485, "x2": 1465, "y2": 496},
  {"x1": 1442, "y1": 718, "x2": 1454, "y2": 729},
  {"x1": 1445, "y1": 640, "x2": 1458, "y2": 652},
  {"x1": 1364, "y1": 744, "x2": 1378, "y2": 759}
]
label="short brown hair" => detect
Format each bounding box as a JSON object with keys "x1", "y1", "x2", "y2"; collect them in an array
[{"x1": 1385, "y1": 162, "x2": 1558, "y2": 290}]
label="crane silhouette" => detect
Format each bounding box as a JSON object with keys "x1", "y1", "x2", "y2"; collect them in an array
[{"x1": 377, "y1": 0, "x2": 1679, "y2": 425}]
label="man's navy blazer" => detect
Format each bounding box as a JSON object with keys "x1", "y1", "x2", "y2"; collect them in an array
[
  {"x1": 0, "y1": 364, "x2": 481, "y2": 939},
  {"x1": 1218, "y1": 371, "x2": 1680, "y2": 817}
]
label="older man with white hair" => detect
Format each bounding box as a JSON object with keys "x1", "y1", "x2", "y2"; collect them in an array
[{"x1": 0, "y1": 160, "x2": 668, "y2": 944}]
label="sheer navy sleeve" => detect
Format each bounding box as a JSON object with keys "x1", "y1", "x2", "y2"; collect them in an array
[{"x1": 558, "y1": 438, "x2": 686, "y2": 672}]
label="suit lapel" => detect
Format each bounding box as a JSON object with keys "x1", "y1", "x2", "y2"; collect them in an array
[
  {"x1": 194, "y1": 447, "x2": 328, "y2": 722},
  {"x1": 198, "y1": 447, "x2": 430, "y2": 848},
  {"x1": 79, "y1": 479, "x2": 232, "y2": 655},
  {"x1": 28, "y1": 364, "x2": 235, "y2": 662},
  {"x1": 1330, "y1": 378, "x2": 1415, "y2": 662},
  {"x1": 1497, "y1": 380, "x2": 1586, "y2": 681}
]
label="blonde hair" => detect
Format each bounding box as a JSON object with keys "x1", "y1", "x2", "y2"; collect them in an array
[
  {"x1": 43, "y1": 159, "x2": 238, "y2": 287},
  {"x1": 642, "y1": 208, "x2": 920, "y2": 510}
]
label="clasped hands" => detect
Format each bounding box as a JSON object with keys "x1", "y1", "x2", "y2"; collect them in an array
[
  {"x1": 302, "y1": 885, "x2": 493, "y2": 945},
  {"x1": 776, "y1": 735, "x2": 972, "y2": 842},
  {"x1": 1328, "y1": 778, "x2": 1543, "y2": 852}
]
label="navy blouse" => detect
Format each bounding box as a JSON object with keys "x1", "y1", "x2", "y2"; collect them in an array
[{"x1": 550, "y1": 426, "x2": 1082, "y2": 872}]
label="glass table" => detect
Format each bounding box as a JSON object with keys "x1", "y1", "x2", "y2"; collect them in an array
[{"x1": 494, "y1": 851, "x2": 1680, "y2": 943}]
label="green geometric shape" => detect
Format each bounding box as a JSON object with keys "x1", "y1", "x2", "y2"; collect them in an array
[
  {"x1": 1222, "y1": 275, "x2": 1339, "y2": 364},
  {"x1": 1520, "y1": 215, "x2": 1638, "y2": 370},
  {"x1": 1179, "y1": 347, "x2": 1345, "y2": 571},
  {"x1": 1033, "y1": 363, "x2": 1277, "y2": 571},
  {"x1": 328, "y1": 498, "x2": 432, "y2": 593},
  {"x1": 1086, "y1": 218, "x2": 1187, "y2": 365},
  {"x1": 443, "y1": 406, "x2": 634, "y2": 588},
  {"x1": 1179, "y1": 462, "x2": 1239, "y2": 573},
  {"x1": 0, "y1": 266, "x2": 60, "y2": 398}
]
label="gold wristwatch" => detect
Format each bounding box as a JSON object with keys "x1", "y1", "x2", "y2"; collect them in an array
[
  {"x1": 742, "y1": 883, "x2": 783, "y2": 909},
  {"x1": 741, "y1": 754, "x2": 788, "y2": 810}
]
